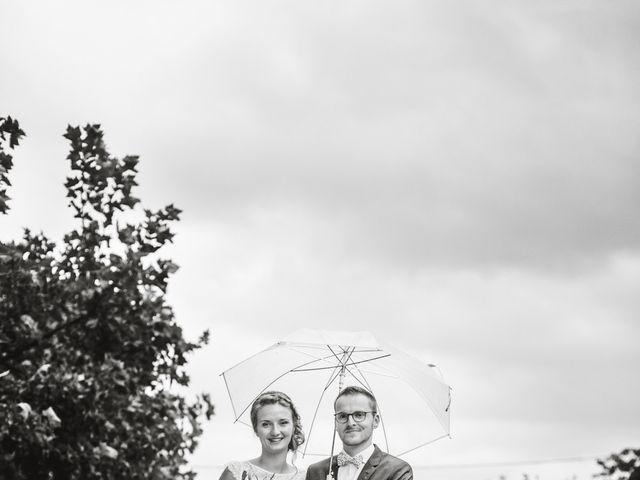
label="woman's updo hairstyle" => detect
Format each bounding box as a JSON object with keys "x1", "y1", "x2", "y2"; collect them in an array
[{"x1": 250, "y1": 391, "x2": 305, "y2": 452}]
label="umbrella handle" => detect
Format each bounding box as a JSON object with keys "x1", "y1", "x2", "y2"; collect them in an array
[
  {"x1": 327, "y1": 365, "x2": 346, "y2": 479},
  {"x1": 327, "y1": 414, "x2": 338, "y2": 480}
]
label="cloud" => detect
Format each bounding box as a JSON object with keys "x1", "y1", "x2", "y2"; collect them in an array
[
  {"x1": 3, "y1": 0, "x2": 640, "y2": 272},
  {"x1": 143, "y1": 0, "x2": 640, "y2": 272}
]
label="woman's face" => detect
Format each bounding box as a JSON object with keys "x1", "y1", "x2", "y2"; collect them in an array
[{"x1": 254, "y1": 403, "x2": 294, "y2": 455}]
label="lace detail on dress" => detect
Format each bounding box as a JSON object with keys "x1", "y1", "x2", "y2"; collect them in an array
[{"x1": 224, "y1": 461, "x2": 305, "y2": 480}]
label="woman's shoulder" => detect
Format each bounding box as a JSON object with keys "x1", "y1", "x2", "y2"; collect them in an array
[
  {"x1": 291, "y1": 467, "x2": 307, "y2": 480},
  {"x1": 220, "y1": 460, "x2": 247, "y2": 480}
]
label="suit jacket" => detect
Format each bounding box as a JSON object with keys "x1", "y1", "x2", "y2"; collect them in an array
[{"x1": 305, "y1": 445, "x2": 412, "y2": 480}]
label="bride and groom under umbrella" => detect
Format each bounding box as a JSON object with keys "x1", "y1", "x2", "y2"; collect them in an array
[{"x1": 218, "y1": 329, "x2": 451, "y2": 480}]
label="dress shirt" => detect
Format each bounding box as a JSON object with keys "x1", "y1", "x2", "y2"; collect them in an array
[{"x1": 337, "y1": 444, "x2": 375, "y2": 480}]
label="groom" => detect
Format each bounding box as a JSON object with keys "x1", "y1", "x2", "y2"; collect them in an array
[{"x1": 305, "y1": 386, "x2": 413, "y2": 480}]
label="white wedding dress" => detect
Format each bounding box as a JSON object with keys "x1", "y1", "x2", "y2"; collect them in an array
[{"x1": 223, "y1": 460, "x2": 306, "y2": 480}]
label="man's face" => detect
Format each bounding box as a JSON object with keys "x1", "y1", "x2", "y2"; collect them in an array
[{"x1": 334, "y1": 393, "x2": 379, "y2": 454}]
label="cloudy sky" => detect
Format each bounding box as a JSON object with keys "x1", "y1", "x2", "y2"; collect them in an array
[{"x1": 2, "y1": 0, "x2": 639, "y2": 478}]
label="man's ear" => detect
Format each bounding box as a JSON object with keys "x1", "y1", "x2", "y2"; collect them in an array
[{"x1": 372, "y1": 413, "x2": 380, "y2": 429}]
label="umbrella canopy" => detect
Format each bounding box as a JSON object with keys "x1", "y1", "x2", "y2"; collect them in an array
[{"x1": 221, "y1": 329, "x2": 451, "y2": 458}]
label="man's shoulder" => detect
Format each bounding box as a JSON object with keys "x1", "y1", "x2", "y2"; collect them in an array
[
  {"x1": 307, "y1": 458, "x2": 330, "y2": 473},
  {"x1": 380, "y1": 452, "x2": 411, "y2": 467},
  {"x1": 373, "y1": 446, "x2": 412, "y2": 470},
  {"x1": 305, "y1": 457, "x2": 333, "y2": 479},
  {"x1": 307, "y1": 457, "x2": 332, "y2": 471}
]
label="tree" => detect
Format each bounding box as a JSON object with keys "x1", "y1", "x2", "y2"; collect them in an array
[
  {"x1": 596, "y1": 448, "x2": 640, "y2": 480},
  {"x1": 0, "y1": 120, "x2": 214, "y2": 479}
]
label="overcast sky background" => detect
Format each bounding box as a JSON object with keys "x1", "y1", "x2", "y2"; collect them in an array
[{"x1": 2, "y1": 1, "x2": 639, "y2": 479}]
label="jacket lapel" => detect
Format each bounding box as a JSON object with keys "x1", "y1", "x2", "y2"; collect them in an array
[
  {"x1": 329, "y1": 456, "x2": 339, "y2": 480},
  {"x1": 357, "y1": 445, "x2": 383, "y2": 480}
]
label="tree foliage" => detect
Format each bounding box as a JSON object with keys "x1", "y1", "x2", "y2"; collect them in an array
[
  {"x1": 596, "y1": 448, "x2": 640, "y2": 480},
  {"x1": 0, "y1": 121, "x2": 213, "y2": 479}
]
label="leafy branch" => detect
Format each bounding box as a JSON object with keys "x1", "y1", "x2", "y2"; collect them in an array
[{"x1": 0, "y1": 115, "x2": 25, "y2": 214}]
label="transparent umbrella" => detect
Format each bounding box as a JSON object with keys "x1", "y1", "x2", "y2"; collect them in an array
[{"x1": 220, "y1": 329, "x2": 451, "y2": 459}]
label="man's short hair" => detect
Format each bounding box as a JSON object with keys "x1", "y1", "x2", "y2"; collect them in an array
[{"x1": 334, "y1": 385, "x2": 378, "y2": 412}]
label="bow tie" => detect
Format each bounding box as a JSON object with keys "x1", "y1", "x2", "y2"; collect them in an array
[{"x1": 337, "y1": 451, "x2": 365, "y2": 468}]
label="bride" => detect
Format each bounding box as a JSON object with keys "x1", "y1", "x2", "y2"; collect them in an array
[{"x1": 219, "y1": 391, "x2": 306, "y2": 480}]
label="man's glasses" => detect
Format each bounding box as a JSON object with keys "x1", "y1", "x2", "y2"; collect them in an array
[{"x1": 334, "y1": 411, "x2": 376, "y2": 424}]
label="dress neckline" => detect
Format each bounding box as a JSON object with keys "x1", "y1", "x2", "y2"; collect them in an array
[{"x1": 247, "y1": 461, "x2": 299, "y2": 476}]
